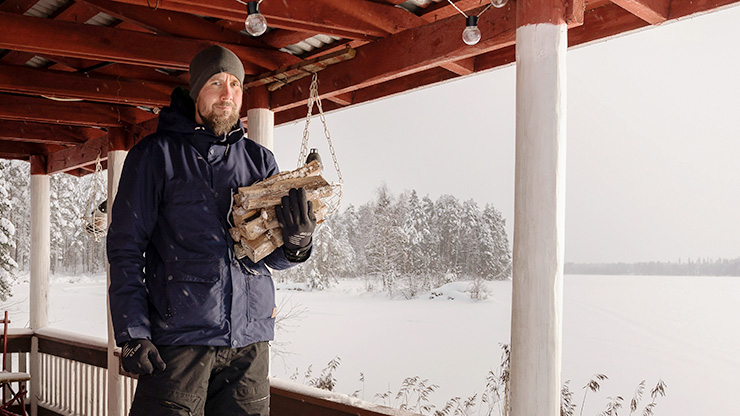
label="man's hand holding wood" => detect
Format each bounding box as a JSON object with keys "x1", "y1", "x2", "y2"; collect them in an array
[{"x1": 276, "y1": 187, "x2": 316, "y2": 259}]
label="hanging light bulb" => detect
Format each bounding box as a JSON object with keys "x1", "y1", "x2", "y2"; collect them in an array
[
  {"x1": 491, "y1": 0, "x2": 508, "y2": 8},
  {"x1": 245, "y1": 1, "x2": 267, "y2": 37},
  {"x1": 462, "y1": 16, "x2": 481, "y2": 46}
]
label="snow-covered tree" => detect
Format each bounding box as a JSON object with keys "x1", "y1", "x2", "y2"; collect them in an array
[
  {"x1": 481, "y1": 204, "x2": 512, "y2": 280},
  {"x1": 4, "y1": 161, "x2": 30, "y2": 271},
  {"x1": 365, "y1": 184, "x2": 408, "y2": 297},
  {"x1": 0, "y1": 161, "x2": 17, "y2": 300}
]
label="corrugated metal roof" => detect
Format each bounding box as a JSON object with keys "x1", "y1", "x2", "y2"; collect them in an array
[
  {"x1": 281, "y1": 34, "x2": 342, "y2": 56},
  {"x1": 22, "y1": 0, "x2": 69, "y2": 18},
  {"x1": 85, "y1": 12, "x2": 119, "y2": 26}
]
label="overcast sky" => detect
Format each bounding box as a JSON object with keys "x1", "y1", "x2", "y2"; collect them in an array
[{"x1": 273, "y1": 5, "x2": 740, "y2": 264}]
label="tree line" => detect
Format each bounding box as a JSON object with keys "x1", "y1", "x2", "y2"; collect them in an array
[
  {"x1": 565, "y1": 258, "x2": 740, "y2": 276},
  {"x1": 0, "y1": 160, "x2": 108, "y2": 293},
  {"x1": 274, "y1": 183, "x2": 513, "y2": 298},
  {"x1": 1, "y1": 160, "x2": 514, "y2": 300}
]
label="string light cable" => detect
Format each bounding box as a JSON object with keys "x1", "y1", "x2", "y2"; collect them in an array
[{"x1": 235, "y1": 0, "x2": 268, "y2": 36}]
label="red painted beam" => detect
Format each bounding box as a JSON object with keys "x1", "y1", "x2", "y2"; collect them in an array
[
  {"x1": 0, "y1": 141, "x2": 54, "y2": 159},
  {"x1": 0, "y1": 64, "x2": 175, "y2": 107},
  {"x1": 611, "y1": 0, "x2": 669, "y2": 24},
  {"x1": 0, "y1": 0, "x2": 37, "y2": 14},
  {"x1": 81, "y1": 0, "x2": 263, "y2": 47},
  {"x1": 0, "y1": 12, "x2": 297, "y2": 73},
  {"x1": 106, "y1": 0, "x2": 392, "y2": 39},
  {"x1": 0, "y1": 94, "x2": 143, "y2": 127},
  {"x1": 270, "y1": 7, "x2": 517, "y2": 112},
  {"x1": 46, "y1": 135, "x2": 109, "y2": 174},
  {"x1": 274, "y1": 67, "x2": 458, "y2": 125},
  {"x1": 0, "y1": 120, "x2": 97, "y2": 145}
]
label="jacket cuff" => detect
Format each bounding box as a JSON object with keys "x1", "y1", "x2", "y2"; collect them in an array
[
  {"x1": 116, "y1": 324, "x2": 151, "y2": 347},
  {"x1": 283, "y1": 241, "x2": 312, "y2": 263}
]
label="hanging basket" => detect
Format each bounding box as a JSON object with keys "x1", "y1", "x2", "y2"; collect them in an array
[
  {"x1": 83, "y1": 200, "x2": 107, "y2": 241},
  {"x1": 81, "y1": 154, "x2": 108, "y2": 242}
]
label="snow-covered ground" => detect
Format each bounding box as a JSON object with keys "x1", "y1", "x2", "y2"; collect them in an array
[{"x1": 3, "y1": 273, "x2": 739, "y2": 415}]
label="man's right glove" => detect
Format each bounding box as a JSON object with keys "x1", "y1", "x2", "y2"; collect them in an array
[{"x1": 121, "y1": 339, "x2": 166, "y2": 375}]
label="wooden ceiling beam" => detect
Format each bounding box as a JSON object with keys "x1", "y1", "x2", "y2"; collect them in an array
[
  {"x1": 0, "y1": 0, "x2": 37, "y2": 14},
  {"x1": 567, "y1": 3, "x2": 649, "y2": 46},
  {"x1": 440, "y1": 57, "x2": 476, "y2": 76},
  {"x1": 0, "y1": 12, "x2": 298, "y2": 74},
  {"x1": 80, "y1": 0, "x2": 263, "y2": 47},
  {"x1": 106, "y1": 0, "x2": 391, "y2": 39},
  {"x1": 315, "y1": 0, "x2": 420, "y2": 34},
  {"x1": 0, "y1": 141, "x2": 48, "y2": 160},
  {"x1": 611, "y1": 0, "x2": 669, "y2": 24},
  {"x1": 667, "y1": 0, "x2": 740, "y2": 19},
  {"x1": 0, "y1": 94, "x2": 144, "y2": 127},
  {"x1": 46, "y1": 135, "x2": 109, "y2": 174},
  {"x1": 0, "y1": 64, "x2": 175, "y2": 107},
  {"x1": 270, "y1": 7, "x2": 517, "y2": 112},
  {"x1": 0, "y1": 120, "x2": 97, "y2": 145},
  {"x1": 274, "y1": 66, "x2": 458, "y2": 125}
]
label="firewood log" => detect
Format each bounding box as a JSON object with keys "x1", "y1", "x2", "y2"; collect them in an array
[{"x1": 231, "y1": 160, "x2": 336, "y2": 263}]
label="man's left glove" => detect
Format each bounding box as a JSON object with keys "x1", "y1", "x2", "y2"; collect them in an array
[
  {"x1": 275, "y1": 187, "x2": 317, "y2": 251},
  {"x1": 121, "y1": 339, "x2": 166, "y2": 375}
]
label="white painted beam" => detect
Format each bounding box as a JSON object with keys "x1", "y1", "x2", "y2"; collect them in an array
[
  {"x1": 510, "y1": 21, "x2": 567, "y2": 416},
  {"x1": 247, "y1": 108, "x2": 275, "y2": 151}
]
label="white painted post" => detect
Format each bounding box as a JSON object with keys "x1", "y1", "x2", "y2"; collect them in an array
[
  {"x1": 247, "y1": 108, "x2": 274, "y2": 151},
  {"x1": 107, "y1": 149, "x2": 128, "y2": 416},
  {"x1": 510, "y1": 13, "x2": 568, "y2": 416},
  {"x1": 246, "y1": 86, "x2": 275, "y2": 151},
  {"x1": 29, "y1": 156, "x2": 50, "y2": 416}
]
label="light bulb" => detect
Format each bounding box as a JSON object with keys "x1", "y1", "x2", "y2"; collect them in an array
[
  {"x1": 462, "y1": 16, "x2": 481, "y2": 46},
  {"x1": 491, "y1": 0, "x2": 508, "y2": 8},
  {"x1": 245, "y1": 1, "x2": 267, "y2": 36}
]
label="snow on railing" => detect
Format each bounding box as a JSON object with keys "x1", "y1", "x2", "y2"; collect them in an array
[{"x1": 10, "y1": 328, "x2": 137, "y2": 416}]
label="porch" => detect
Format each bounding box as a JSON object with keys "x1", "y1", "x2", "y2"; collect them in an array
[{"x1": 4, "y1": 328, "x2": 417, "y2": 416}]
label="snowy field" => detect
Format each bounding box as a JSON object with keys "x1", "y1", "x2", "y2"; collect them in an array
[{"x1": 2, "y1": 272, "x2": 739, "y2": 415}]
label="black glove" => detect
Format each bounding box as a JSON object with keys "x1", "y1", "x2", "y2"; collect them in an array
[
  {"x1": 121, "y1": 339, "x2": 166, "y2": 375},
  {"x1": 275, "y1": 187, "x2": 316, "y2": 251}
]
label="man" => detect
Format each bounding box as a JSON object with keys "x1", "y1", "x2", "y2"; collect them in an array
[{"x1": 107, "y1": 45, "x2": 316, "y2": 416}]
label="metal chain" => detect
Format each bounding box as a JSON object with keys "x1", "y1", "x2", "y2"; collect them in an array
[{"x1": 298, "y1": 73, "x2": 343, "y2": 213}]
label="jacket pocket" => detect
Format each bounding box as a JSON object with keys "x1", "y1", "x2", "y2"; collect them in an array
[
  {"x1": 164, "y1": 260, "x2": 224, "y2": 330},
  {"x1": 247, "y1": 274, "x2": 276, "y2": 322}
]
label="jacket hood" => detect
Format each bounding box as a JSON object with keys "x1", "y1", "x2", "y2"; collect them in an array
[{"x1": 157, "y1": 87, "x2": 245, "y2": 146}]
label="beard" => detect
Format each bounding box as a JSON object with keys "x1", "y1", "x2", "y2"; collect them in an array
[{"x1": 198, "y1": 103, "x2": 240, "y2": 136}]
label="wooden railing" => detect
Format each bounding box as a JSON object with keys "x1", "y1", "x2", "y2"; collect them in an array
[{"x1": 4, "y1": 329, "x2": 419, "y2": 416}]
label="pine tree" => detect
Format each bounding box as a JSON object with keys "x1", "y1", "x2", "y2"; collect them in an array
[
  {"x1": 365, "y1": 184, "x2": 408, "y2": 297},
  {"x1": 0, "y1": 161, "x2": 17, "y2": 300},
  {"x1": 5, "y1": 161, "x2": 31, "y2": 271}
]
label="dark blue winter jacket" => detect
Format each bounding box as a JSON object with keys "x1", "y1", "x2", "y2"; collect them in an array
[{"x1": 108, "y1": 88, "x2": 304, "y2": 348}]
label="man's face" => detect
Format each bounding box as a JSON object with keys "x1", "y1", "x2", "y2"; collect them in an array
[{"x1": 195, "y1": 72, "x2": 243, "y2": 136}]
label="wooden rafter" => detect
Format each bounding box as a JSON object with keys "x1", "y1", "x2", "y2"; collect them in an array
[
  {"x1": 106, "y1": 0, "x2": 406, "y2": 39},
  {"x1": 0, "y1": 120, "x2": 96, "y2": 145},
  {"x1": 0, "y1": 94, "x2": 147, "y2": 127},
  {"x1": 270, "y1": 6, "x2": 517, "y2": 111},
  {"x1": 81, "y1": 0, "x2": 263, "y2": 46},
  {"x1": 0, "y1": 12, "x2": 299, "y2": 73},
  {"x1": 611, "y1": 0, "x2": 670, "y2": 24},
  {"x1": 0, "y1": 64, "x2": 175, "y2": 107}
]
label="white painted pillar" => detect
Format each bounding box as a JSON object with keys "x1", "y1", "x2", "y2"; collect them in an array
[
  {"x1": 246, "y1": 86, "x2": 274, "y2": 151},
  {"x1": 510, "y1": 8, "x2": 568, "y2": 416},
  {"x1": 29, "y1": 156, "x2": 50, "y2": 416},
  {"x1": 107, "y1": 148, "x2": 128, "y2": 416}
]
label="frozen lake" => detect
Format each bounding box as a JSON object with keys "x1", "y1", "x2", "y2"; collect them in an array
[{"x1": 3, "y1": 273, "x2": 738, "y2": 415}]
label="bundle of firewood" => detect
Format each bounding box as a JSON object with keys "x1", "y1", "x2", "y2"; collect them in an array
[{"x1": 230, "y1": 160, "x2": 334, "y2": 262}]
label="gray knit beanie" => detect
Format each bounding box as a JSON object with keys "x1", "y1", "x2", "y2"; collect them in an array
[{"x1": 188, "y1": 45, "x2": 245, "y2": 101}]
